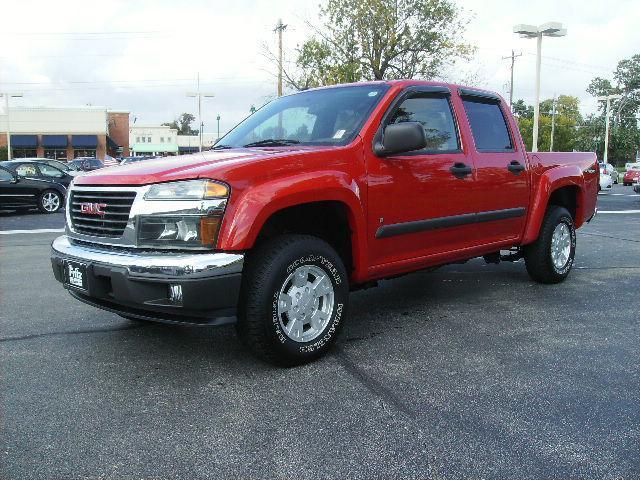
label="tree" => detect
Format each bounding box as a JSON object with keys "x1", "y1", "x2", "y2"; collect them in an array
[
  {"x1": 163, "y1": 113, "x2": 199, "y2": 135},
  {"x1": 514, "y1": 96, "x2": 582, "y2": 152},
  {"x1": 0, "y1": 146, "x2": 7, "y2": 161},
  {"x1": 282, "y1": 0, "x2": 474, "y2": 90},
  {"x1": 586, "y1": 54, "x2": 640, "y2": 164}
]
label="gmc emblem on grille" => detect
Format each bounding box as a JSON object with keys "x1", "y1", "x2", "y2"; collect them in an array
[{"x1": 80, "y1": 202, "x2": 107, "y2": 217}]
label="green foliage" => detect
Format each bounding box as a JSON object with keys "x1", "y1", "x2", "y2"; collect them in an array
[
  {"x1": 0, "y1": 146, "x2": 7, "y2": 161},
  {"x1": 515, "y1": 95, "x2": 582, "y2": 152},
  {"x1": 288, "y1": 0, "x2": 474, "y2": 89},
  {"x1": 585, "y1": 53, "x2": 640, "y2": 164},
  {"x1": 162, "y1": 113, "x2": 199, "y2": 135}
]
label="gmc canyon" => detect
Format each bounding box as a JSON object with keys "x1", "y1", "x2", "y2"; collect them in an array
[{"x1": 51, "y1": 81, "x2": 598, "y2": 365}]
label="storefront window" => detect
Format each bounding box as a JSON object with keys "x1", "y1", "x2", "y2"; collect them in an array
[
  {"x1": 44, "y1": 149, "x2": 68, "y2": 160},
  {"x1": 74, "y1": 149, "x2": 96, "y2": 158},
  {"x1": 11, "y1": 149, "x2": 37, "y2": 158}
]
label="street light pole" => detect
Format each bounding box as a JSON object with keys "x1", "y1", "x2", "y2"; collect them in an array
[
  {"x1": 514, "y1": 22, "x2": 567, "y2": 153},
  {"x1": 186, "y1": 72, "x2": 214, "y2": 153},
  {"x1": 1, "y1": 92, "x2": 24, "y2": 160},
  {"x1": 597, "y1": 94, "x2": 622, "y2": 164},
  {"x1": 550, "y1": 95, "x2": 557, "y2": 152},
  {"x1": 216, "y1": 114, "x2": 220, "y2": 141}
]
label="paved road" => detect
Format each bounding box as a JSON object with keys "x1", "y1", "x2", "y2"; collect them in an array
[{"x1": 1, "y1": 185, "x2": 639, "y2": 479}]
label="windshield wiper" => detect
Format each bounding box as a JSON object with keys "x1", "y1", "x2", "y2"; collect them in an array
[
  {"x1": 211, "y1": 144, "x2": 233, "y2": 150},
  {"x1": 243, "y1": 139, "x2": 301, "y2": 147}
]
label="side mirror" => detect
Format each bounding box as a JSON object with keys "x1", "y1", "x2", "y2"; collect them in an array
[
  {"x1": 374, "y1": 122, "x2": 427, "y2": 157},
  {"x1": 11, "y1": 175, "x2": 20, "y2": 184}
]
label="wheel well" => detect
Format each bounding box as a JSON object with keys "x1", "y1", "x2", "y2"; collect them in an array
[
  {"x1": 255, "y1": 201, "x2": 353, "y2": 272},
  {"x1": 547, "y1": 186, "x2": 579, "y2": 220}
]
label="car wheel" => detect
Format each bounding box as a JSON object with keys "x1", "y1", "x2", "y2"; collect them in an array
[
  {"x1": 524, "y1": 206, "x2": 576, "y2": 284},
  {"x1": 38, "y1": 190, "x2": 63, "y2": 213},
  {"x1": 237, "y1": 234, "x2": 349, "y2": 366}
]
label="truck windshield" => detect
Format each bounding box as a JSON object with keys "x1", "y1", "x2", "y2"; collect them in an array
[{"x1": 215, "y1": 84, "x2": 390, "y2": 149}]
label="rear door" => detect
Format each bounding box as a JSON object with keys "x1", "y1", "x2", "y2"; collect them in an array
[
  {"x1": 365, "y1": 86, "x2": 479, "y2": 267},
  {"x1": 459, "y1": 90, "x2": 530, "y2": 244}
]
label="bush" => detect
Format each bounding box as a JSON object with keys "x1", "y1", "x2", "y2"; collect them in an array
[{"x1": 0, "y1": 146, "x2": 7, "y2": 161}]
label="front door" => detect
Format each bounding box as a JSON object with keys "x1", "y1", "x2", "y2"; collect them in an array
[{"x1": 365, "y1": 88, "x2": 478, "y2": 268}]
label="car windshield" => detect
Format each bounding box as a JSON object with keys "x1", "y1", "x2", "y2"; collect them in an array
[{"x1": 215, "y1": 84, "x2": 390, "y2": 149}]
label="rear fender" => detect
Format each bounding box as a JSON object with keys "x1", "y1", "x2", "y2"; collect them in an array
[{"x1": 522, "y1": 165, "x2": 585, "y2": 245}]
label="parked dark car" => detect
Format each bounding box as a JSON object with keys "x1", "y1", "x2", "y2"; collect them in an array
[
  {"x1": 0, "y1": 165, "x2": 66, "y2": 213},
  {"x1": 0, "y1": 160, "x2": 75, "y2": 188},
  {"x1": 69, "y1": 158, "x2": 104, "y2": 171}
]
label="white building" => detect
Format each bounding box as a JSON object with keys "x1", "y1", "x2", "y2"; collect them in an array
[{"x1": 129, "y1": 126, "x2": 178, "y2": 156}]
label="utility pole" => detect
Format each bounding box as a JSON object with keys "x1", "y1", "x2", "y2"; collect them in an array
[
  {"x1": 274, "y1": 19, "x2": 287, "y2": 97},
  {"x1": 186, "y1": 72, "x2": 214, "y2": 152},
  {"x1": 597, "y1": 94, "x2": 622, "y2": 164},
  {"x1": 502, "y1": 50, "x2": 522, "y2": 108},
  {"x1": 1, "y1": 92, "x2": 24, "y2": 160},
  {"x1": 216, "y1": 114, "x2": 221, "y2": 141},
  {"x1": 549, "y1": 95, "x2": 557, "y2": 152}
]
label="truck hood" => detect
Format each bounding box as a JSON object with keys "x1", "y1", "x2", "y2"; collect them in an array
[{"x1": 73, "y1": 147, "x2": 321, "y2": 186}]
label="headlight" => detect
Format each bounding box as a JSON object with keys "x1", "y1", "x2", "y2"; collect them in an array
[
  {"x1": 144, "y1": 179, "x2": 229, "y2": 200},
  {"x1": 138, "y1": 215, "x2": 222, "y2": 248},
  {"x1": 139, "y1": 179, "x2": 229, "y2": 248}
]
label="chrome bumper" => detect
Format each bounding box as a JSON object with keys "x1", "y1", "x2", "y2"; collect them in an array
[
  {"x1": 50, "y1": 235, "x2": 244, "y2": 325},
  {"x1": 51, "y1": 235, "x2": 244, "y2": 279}
]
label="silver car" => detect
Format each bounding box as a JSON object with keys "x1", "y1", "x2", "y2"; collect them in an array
[{"x1": 599, "y1": 163, "x2": 619, "y2": 184}]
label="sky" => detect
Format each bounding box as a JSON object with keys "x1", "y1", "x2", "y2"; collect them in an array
[{"x1": 0, "y1": 0, "x2": 638, "y2": 134}]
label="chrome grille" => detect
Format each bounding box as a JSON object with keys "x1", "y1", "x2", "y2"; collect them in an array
[{"x1": 70, "y1": 190, "x2": 136, "y2": 238}]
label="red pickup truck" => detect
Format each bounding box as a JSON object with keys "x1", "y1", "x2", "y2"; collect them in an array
[{"x1": 51, "y1": 81, "x2": 598, "y2": 365}]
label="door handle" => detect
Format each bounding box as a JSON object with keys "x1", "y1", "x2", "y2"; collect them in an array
[
  {"x1": 507, "y1": 160, "x2": 526, "y2": 175},
  {"x1": 449, "y1": 162, "x2": 472, "y2": 179}
]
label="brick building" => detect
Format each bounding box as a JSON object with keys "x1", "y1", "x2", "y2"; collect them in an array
[{"x1": 0, "y1": 107, "x2": 130, "y2": 160}]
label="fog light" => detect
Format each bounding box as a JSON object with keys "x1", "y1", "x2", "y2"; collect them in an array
[{"x1": 168, "y1": 284, "x2": 183, "y2": 304}]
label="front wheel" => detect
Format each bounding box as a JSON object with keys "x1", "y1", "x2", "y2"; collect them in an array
[
  {"x1": 524, "y1": 206, "x2": 576, "y2": 284},
  {"x1": 38, "y1": 190, "x2": 62, "y2": 213},
  {"x1": 237, "y1": 234, "x2": 349, "y2": 366}
]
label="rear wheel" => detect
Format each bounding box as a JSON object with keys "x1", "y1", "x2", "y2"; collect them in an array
[
  {"x1": 524, "y1": 206, "x2": 576, "y2": 284},
  {"x1": 237, "y1": 234, "x2": 349, "y2": 366},
  {"x1": 38, "y1": 190, "x2": 62, "y2": 213}
]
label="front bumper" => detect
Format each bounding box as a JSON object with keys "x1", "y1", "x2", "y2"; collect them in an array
[{"x1": 51, "y1": 235, "x2": 244, "y2": 325}]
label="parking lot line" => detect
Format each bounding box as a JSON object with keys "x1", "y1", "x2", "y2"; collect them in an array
[
  {"x1": 0, "y1": 228, "x2": 64, "y2": 235},
  {"x1": 598, "y1": 193, "x2": 638, "y2": 197},
  {"x1": 598, "y1": 210, "x2": 640, "y2": 214}
]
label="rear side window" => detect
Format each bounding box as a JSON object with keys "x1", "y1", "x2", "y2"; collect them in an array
[
  {"x1": 462, "y1": 99, "x2": 513, "y2": 151},
  {"x1": 388, "y1": 95, "x2": 460, "y2": 152}
]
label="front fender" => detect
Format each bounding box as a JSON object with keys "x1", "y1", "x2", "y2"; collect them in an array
[
  {"x1": 521, "y1": 164, "x2": 586, "y2": 245},
  {"x1": 217, "y1": 171, "x2": 368, "y2": 279}
]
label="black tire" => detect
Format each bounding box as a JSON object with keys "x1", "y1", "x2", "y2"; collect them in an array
[
  {"x1": 38, "y1": 189, "x2": 63, "y2": 213},
  {"x1": 237, "y1": 234, "x2": 349, "y2": 366},
  {"x1": 524, "y1": 206, "x2": 576, "y2": 284}
]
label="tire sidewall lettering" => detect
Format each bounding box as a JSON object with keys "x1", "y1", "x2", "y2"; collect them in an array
[{"x1": 271, "y1": 253, "x2": 346, "y2": 353}]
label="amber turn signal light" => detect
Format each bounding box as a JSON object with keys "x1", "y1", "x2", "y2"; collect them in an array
[
  {"x1": 200, "y1": 216, "x2": 222, "y2": 246},
  {"x1": 204, "y1": 181, "x2": 229, "y2": 198}
]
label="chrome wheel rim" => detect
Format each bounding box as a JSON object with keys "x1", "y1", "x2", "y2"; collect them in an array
[
  {"x1": 551, "y1": 223, "x2": 571, "y2": 270},
  {"x1": 277, "y1": 265, "x2": 335, "y2": 343},
  {"x1": 42, "y1": 192, "x2": 60, "y2": 212}
]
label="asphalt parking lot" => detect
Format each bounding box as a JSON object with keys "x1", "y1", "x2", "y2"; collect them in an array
[{"x1": 2, "y1": 184, "x2": 639, "y2": 479}]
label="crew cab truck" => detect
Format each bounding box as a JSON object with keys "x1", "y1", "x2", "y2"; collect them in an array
[{"x1": 51, "y1": 81, "x2": 598, "y2": 365}]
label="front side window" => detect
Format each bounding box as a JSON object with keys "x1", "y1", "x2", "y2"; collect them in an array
[
  {"x1": 217, "y1": 84, "x2": 390, "y2": 148},
  {"x1": 15, "y1": 164, "x2": 39, "y2": 177},
  {"x1": 387, "y1": 95, "x2": 460, "y2": 152},
  {"x1": 462, "y1": 99, "x2": 513, "y2": 151}
]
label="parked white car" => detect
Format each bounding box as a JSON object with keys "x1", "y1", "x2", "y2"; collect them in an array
[
  {"x1": 599, "y1": 172, "x2": 613, "y2": 191},
  {"x1": 599, "y1": 163, "x2": 619, "y2": 184}
]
